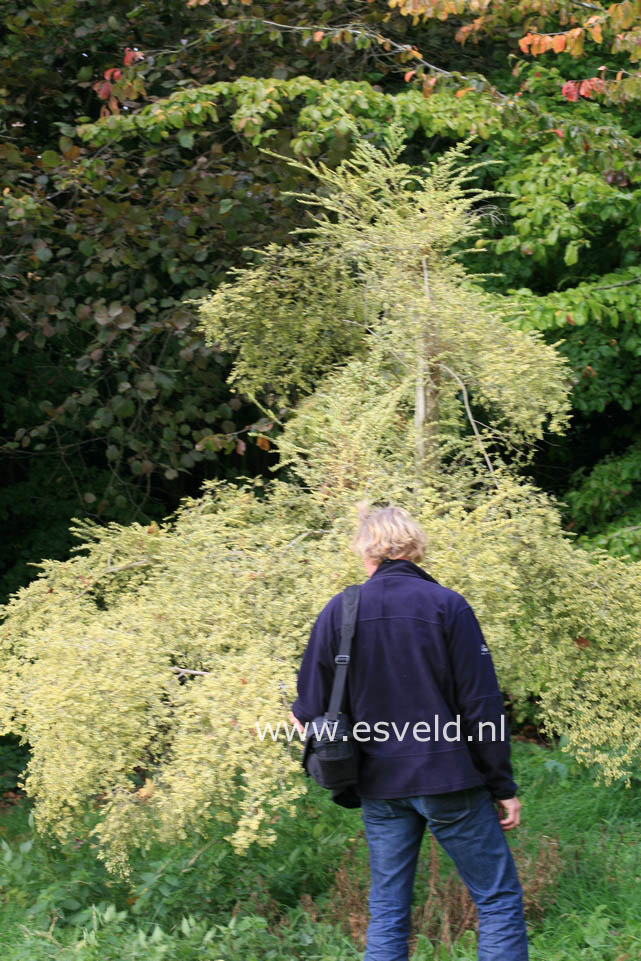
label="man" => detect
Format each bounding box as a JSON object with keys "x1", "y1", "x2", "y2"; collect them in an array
[{"x1": 290, "y1": 505, "x2": 528, "y2": 961}]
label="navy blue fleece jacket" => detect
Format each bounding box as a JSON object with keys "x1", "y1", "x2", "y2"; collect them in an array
[{"x1": 291, "y1": 559, "x2": 517, "y2": 800}]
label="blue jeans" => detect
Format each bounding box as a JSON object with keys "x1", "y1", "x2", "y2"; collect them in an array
[{"x1": 361, "y1": 786, "x2": 528, "y2": 961}]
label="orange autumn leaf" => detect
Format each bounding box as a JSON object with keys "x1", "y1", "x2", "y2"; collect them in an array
[
  {"x1": 256, "y1": 436, "x2": 270, "y2": 450},
  {"x1": 313, "y1": 30, "x2": 324, "y2": 42},
  {"x1": 422, "y1": 76, "x2": 438, "y2": 96},
  {"x1": 137, "y1": 778, "x2": 155, "y2": 800},
  {"x1": 455, "y1": 24, "x2": 473, "y2": 45},
  {"x1": 519, "y1": 33, "x2": 533, "y2": 54},
  {"x1": 589, "y1": 22, "x2": 603, "y2": 44},
  {"x1": 552, "y1": 34, "x2": 566, "y2": 53},
  {"x1": 404, "y1": 69, "x2": 417, "y2": 82},
  {"x1": 566, "y1": 27, "x2": 585, "y2": 57}
]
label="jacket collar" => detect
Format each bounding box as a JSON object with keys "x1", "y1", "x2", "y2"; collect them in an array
[{"x1": 371, "y1": 558, "x2": 439, "y2": 584}]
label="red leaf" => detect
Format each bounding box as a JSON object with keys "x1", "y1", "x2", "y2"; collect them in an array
[
  {"x1": 575, "y1": 636, "x2": 590, "y2": 648},
  {"x1": 561, "y1": 80, "x2": 579, "y2": 102},
  {"x1": 123, "y1": 47, "x2": 144, "y2": 66},
  {"x1": 579, "y1": 79, "x2": 594, "y2": 98},
  {"x1": 93, "y1": 80, "x2": 112, "y2": 100},
  {"x1": 404, "y1": 70, "x2": 416, "y2": 83}
]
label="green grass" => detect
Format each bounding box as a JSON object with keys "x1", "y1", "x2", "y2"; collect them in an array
[
  {"x1": 0, "y1": 742, "x2": 639, "y2": 959},
  {"x1": 511, "y1": 743, "x2": 641, "y2": 960}
]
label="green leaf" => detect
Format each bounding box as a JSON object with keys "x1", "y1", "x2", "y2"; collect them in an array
[
  {"x1": 40, "y1": 150, "x2": 60, "y2": 168},
  {"x1": 178, "y1": 130, "x2": 194, "y2": 149},
  {"x1": 114, "y1": 398, "x2": 135, "y2": 418},
  {"x1": 35, "y1": 244, "x2": 53, "y2": 263}
]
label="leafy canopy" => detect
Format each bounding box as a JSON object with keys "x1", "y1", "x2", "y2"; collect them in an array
[
  {"x1": 199, "y1": 132, "x2": 570, "y2": 447},
  {"x1": 3, "y1": 138, "x2": 641, "y2": 875},
  {"x1": 5, "y1": 0, "x2": 641, "y2": 597}
]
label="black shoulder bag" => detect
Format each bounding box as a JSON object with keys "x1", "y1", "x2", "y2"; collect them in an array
[{"x1": 301, "y1": 585, "x2": 361, "y2": 809}]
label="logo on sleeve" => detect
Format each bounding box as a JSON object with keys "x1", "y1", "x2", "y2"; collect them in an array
[{"x1": 480, "y1": 644, "x2": 489, "y2": 654}]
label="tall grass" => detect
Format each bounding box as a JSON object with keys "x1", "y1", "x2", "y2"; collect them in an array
[{"x1": 0, "y1": 742, "x2": 639, "y2": 959}]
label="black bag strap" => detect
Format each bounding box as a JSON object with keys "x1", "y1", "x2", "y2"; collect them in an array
[{"x1": 327, "y1": 585, "x2": 360, "y2": 721}]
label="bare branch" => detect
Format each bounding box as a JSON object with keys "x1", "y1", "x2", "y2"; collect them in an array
[
  {"x1": 570, "y1": 0, "x2": 605, "y2": 10},
  {"x1": 605, "y1": 524, "x2": 641, "y2": 536},
  {"x1": 276, "y1": 529, "x2": 329, "y2": 557},
  {"x1": 74, "y1": 559, "x2": 151, "y2": 598},
  {"x1": 591, "y1": 274, "x2": 641, "y2": 292},
  {"x1": 171, "y1": 667, "x2": 211, "y2": 678},
  {"x1": 213, "y1": 16, "x2": 509, "y2": 96},
  {"x1": 438, "y1": 363, "x2": 499, "y2": 488}
]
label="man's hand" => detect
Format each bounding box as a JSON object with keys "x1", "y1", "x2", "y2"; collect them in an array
[
  {"x1": 497, "y1": 796, "x2": 521, "y2": 831},
  {"x1": 289, "y1": 711, "x2": 305, "y2": 736}
]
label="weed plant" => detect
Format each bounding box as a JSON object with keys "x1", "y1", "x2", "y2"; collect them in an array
[{"x1": 0, "y1": 743, "x2": 639, "y2": 960}]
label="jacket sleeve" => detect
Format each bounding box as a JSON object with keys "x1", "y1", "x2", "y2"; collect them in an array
[
  {"x1": 290, "y1": 596, "x2": 341, "y2": 724},
  {"x1": 446, "y1": 603, "x2": 517, "y2": 800}
]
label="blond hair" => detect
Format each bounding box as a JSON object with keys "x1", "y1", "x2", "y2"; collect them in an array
[{"x1": 353, "y1": 504, "x2": 427, "y2": 566}]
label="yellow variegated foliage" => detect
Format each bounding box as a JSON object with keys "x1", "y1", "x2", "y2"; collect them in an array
[
  {"x1": 199, "y1": 136, "x2": 570, "y2": 454},
  {"x1": 2, "y1": 137, "x2": 641, "y2": 874},
  {"x1": 3, "y1": 466, "x2": 641, "y2": 874}
]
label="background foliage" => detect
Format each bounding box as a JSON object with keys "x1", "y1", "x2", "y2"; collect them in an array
[
  {"x1": 3, "y1": 3, "x2": 641, "y2": 955},
  {"x1": 3, "y1": 0, "x2": 641, "y2": 601},
  {"x1": 2, "y1": 140, "x2": 641, "y2": 873}
]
